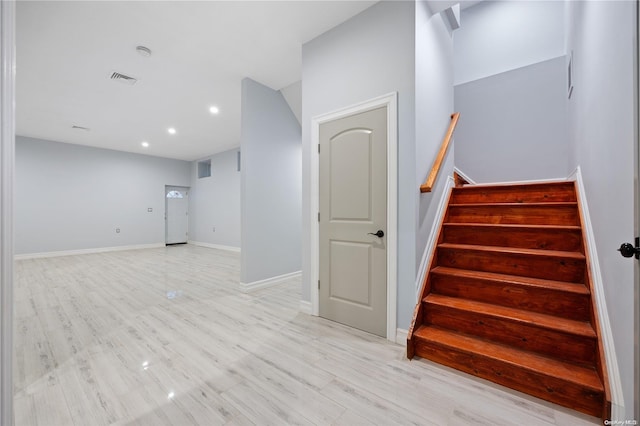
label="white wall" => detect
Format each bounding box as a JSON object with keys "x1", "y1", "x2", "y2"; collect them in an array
[
  {"x1": 454, "y1": 0, "x2": 565, "y2": 85},
  {"x1": 415, "y1": 1, "x2": 455, "y2": 301},
  {"x1": 15, "y1": 136, "x2": 191, "y2": 254},
  {"x1": 566, "y1": 1, "x2": 636, "y2": 418},
  {"x1": 302, "y1": 1, "x2": 417, "y2": 326},
  {"x1": 240, "y1": 78, "x2": 302, "y2": 285},
  {"x1": 189, "y1": 148, "x2": 241, "y2": 249},
  {"x1": 454, "y1": 57, "x2": 569, "y2": 183}
]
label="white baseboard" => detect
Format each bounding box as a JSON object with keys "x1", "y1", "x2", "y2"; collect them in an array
[
  {"x1": 453, "y1": 167, "x2": 476, "y2": 185},
  {"x1": 188, "y1": 240, "x2": 241, "y2": 253},
  {"x1": 299, "y1": 300, "x2": 312, "y2": 315},
  {"x1": 395, "y1": 328, "x2": 408, "y2": 346},
  {"x1": 240, "y1": 270, "x2": 302, "y2": 293},
  {"x1": 416, "y1": 176, "x2": 455, "y2": 300},
  {"x1": 569, "y1": 166, "x2": 624, "y2": 419},
  {"x1": 14, "y1": 243, "x2": 165, "y2": 260}
]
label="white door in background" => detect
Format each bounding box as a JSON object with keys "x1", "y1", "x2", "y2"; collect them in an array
[{"x1": 165, "y1": 186, "x2": 189, "y2": 244}]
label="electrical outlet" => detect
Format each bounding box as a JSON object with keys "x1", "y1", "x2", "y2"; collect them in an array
[{"x1": 116, "y1": 228, "x2": 120, "y2": 233}]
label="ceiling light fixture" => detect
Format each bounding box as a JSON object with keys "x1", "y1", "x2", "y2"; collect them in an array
[
  {"x1": 141, "y1": 141, "x2": 149, "y2": 148},
  {"x1": 136, "y1": 45, "x2": 152, "y2": 57},
  {"x1": 167, "y1": 127, "x2": 176, "y2": 135},
  {"x1": 209, "y1": 106, "x2": 219, "y2": 115}
]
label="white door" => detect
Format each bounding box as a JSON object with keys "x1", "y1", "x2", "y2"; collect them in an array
[
  {"x1": 319, "y1": 106, "x2": 387, "y2": 337},
  {"x1": 165, "y1": 186, "x2": 189, "y2": 244}
]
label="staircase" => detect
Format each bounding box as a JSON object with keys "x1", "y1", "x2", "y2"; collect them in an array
[{"x1": 407, "y1": 181, "x2": 611, "y2": 419}]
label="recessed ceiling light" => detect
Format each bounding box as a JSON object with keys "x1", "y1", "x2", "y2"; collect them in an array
[
  {"x1": 141, "y1": 141, "x2": 149, "y2": 148},
  {"x1": 209, "y1": 106, "x2": 219, "y2": 115},
  {"x1": 167, "y1": 128, "x2": 176, "y2": 135}
]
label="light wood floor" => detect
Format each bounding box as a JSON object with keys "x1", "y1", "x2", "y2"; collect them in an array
[{"x1": 14, "y1": 245, "x2": 599, "y2": 425}]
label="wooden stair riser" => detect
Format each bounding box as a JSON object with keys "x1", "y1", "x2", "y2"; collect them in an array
[
  {"x1": 437, "y1": 246, "x2": 586, "y2": 282},
  {"x1": 441, "y1": 224, "x2": 583, "y2": 252},
  {"x1": 430, "y1": 271, "x2": 590, "y2": 321},
  {"x1": 446, "y1": 204, "x2": 580, "y2": 226},
  {"x1": 450, "y1": 183, "x2": 577, "y2": 204},
  {"x1": 423, "y1": 303, "x2": 597, "y2": 365},
  {"x1": 412, "y1": 339, "x2": 603, "y2": 418}
]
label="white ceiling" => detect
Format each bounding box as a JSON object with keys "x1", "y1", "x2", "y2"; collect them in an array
[{"x1": 16, "y1": 1, "x2": 377, "y2": 161}]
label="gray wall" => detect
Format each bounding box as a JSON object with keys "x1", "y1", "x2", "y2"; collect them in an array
[
  {"x1": 454, "y1": 57, "x2": 569, "y2": 183},
  {"x1": 302, "y1": 1, "x2": 455, "y2": 330},
  {"x1": 189, "y1": 148, "x2": 241, "y2": 249},
  {"x1": 240, "y1": 78, "x2": 302, "y2": 284},
  {"x1": 453, "y1": 0, "x2": 565, "y2": 85},
  {"x1": 15, "y1": 136, "x2": 190, "y2": 254},
  {"x1": 302, "y1": 0, "x2": 416, "y2": 326},
  {"x1": 566, "y1": 0, "x2": 635, "y2": 418},
  {"x1": 415, "y1": 2, "x2": 454, "y2": 300}
]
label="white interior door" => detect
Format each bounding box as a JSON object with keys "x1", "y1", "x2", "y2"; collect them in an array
[
  {"x1": 319, "y1": 106, "x2": 387, "y2": 337},
  {"x1": 165, "y1": 186, "x2": 189, "y2": 244}
]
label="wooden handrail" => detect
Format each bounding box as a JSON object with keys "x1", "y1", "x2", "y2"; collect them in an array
[{"x1": 420, "y1": 112, "x2": 460, "y2": 193}]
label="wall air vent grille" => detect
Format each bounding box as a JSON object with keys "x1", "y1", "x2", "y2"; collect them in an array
[{"x1": 109, "y1": 71, "x2": 138, "y2": 85}]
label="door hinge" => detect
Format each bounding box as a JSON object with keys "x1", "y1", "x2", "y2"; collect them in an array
[
  {"x1": 317, "y1": 212, "x2": 320, "y2": 222},
  {"x1": 318, "y1": 280, "x2": 320, "y2": 289},
  {"x1": 318, "y1": 144, "x2": 320, "y2": 153}
]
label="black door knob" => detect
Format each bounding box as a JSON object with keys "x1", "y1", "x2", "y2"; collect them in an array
[
  {"x1": 368, "y1": 230, "x2": 384, "y2": 238},
  {"x1": 618, "y1": 242, "x2": 640, "y2": 259}
]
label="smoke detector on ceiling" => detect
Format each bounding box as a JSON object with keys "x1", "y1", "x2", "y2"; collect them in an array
[{"x1": 109, "y1": 71, "x2": 138, "y2": 86}]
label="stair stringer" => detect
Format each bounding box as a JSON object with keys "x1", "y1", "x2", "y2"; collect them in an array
[
  {"x1": 571, "y1": 167, "x2": 621, "y2": 421},
  {"x1": 407, "y1": 179, "x2": 454, "y2": 358}
]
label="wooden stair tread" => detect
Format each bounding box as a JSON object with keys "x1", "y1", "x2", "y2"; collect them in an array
[
  {"x1": 412, "y1": 325, "x2": 603, "y2": 392},
  {"x1": 423, "y1": 294, "x2": 596, "y2": 338},
  {"x1": 449, "y1": 202, "x2": 578, "y2": 207},
  {"x1": 437, "y1": 243, "x2": 586, "y2": 260},
  {"x1": 452, "y1": 181, "x2": 573, "y2": 190},
  {"x1": 450, "y1": 182, "x2": 577, "y2": 203},
  {"x1": 442, "y1": 223, "x2": 581, "y2": 231},
  {"x1": 431, "y1": 266, "x2": 590, "y2": 295}
]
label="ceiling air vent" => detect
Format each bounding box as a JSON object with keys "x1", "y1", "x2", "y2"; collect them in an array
[{"x1": 109, "y1": 71, "x2": 138, "y2": 86}]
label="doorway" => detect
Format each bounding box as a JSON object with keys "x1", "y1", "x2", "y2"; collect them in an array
[
  {"x1": 165, "y1": 186, "x2": 189, "y2": 245},
  {"x1": 310, "y1": 93, "x2": 397, "y2": 342}
]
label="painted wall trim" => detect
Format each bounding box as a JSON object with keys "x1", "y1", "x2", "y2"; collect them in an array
[
  {"x1": 188, "y1": 241, "x2": 241, "y2": 253},
  {"x1": 14, "y1": 243, "x2": 165, "y2": 260},
  {"x1": 0, "y1": 2, "x2": 15, "y2": 425},
  {"x1": 453, "y1": 166, "x2": 476, "y2": 185},
  {"x1": 240, "y1": 270, "x2": 302, "y2": 293},
  {"x1": 454, "y1": 54, "x2": 569, "y2": 87},
  {"x1": 310, "y1": 92, "x2": 398, "y2": 343},
  {"x1": 416, "y1": 176, "x2": 455, "y2": 300},
  {"x1": 395, "y1": 328, "x2": 408, "y2": 346},
  {"x1": 299, "y1": 300, "x2": 312, "y2": 315},
  {"x1": 569, "y1": 166, "x2": 625, "y2": 419}
]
